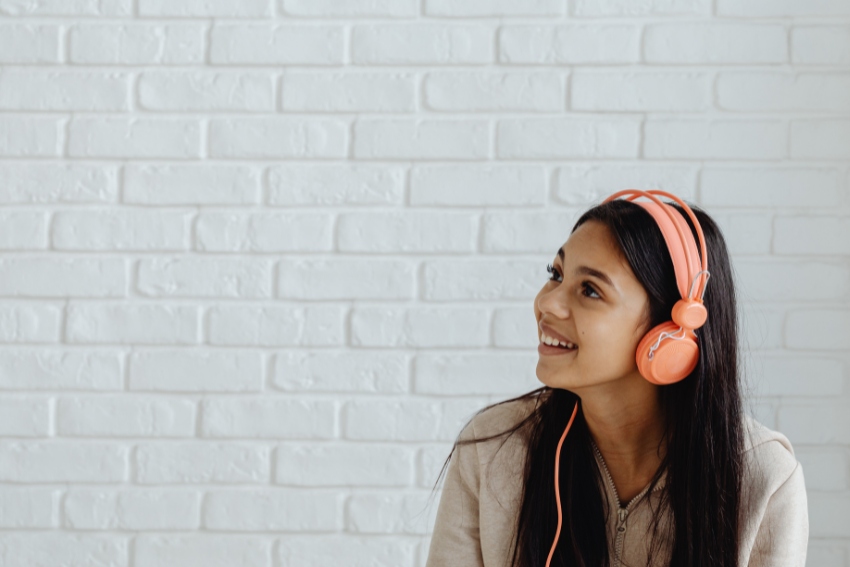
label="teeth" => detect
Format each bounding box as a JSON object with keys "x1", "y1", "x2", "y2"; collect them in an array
[{"x1": 541, "y1": 333, "x2": 576, "y2": 349}]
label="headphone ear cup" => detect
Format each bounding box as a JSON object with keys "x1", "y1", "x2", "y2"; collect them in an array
[{"x1": 636, "y1": 321, "x2": 699, "y2": 385}]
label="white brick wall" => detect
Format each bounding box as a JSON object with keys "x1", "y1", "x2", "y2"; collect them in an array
[{"x1": 0, "y1": 1, "x2": 847, "y2": 565}]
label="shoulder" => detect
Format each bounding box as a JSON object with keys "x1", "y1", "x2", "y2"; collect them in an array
[
  {"x1": 741, "y1": 414, "x2": 804, "y2": 500},
  {"x1": 466, "y1": 396, "x2": 540, "y2": 440}
]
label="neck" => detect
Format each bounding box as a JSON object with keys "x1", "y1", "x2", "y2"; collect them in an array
[{"x1": 574, "y1": 373, "x2": 667, "y2": 479}]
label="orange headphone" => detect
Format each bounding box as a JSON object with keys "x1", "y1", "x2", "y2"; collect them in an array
[{"x1": 545, "y1": 190, "x2": 710, "y2": 567}]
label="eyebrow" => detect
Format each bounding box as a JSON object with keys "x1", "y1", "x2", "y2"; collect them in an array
[{"x1": 557, "y1": 247, "x2": 614, "y2": 287}]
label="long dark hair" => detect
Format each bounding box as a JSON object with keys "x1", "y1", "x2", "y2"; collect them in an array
[{"x1": 428, "y1": 198, "x2": 745, "y2": 566}]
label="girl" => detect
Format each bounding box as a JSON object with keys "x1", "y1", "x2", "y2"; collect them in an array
[{"x1": 425, "y1": 192, "x2": 808, "y2": 567}]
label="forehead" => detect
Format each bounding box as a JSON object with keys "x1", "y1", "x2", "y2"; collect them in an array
[{"x1": 558, "y1": 221, "x2": 637, "y2": 283}]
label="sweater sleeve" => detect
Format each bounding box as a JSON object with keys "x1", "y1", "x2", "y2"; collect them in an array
[
  {"x1": 747, "y1": 461, "x2": 809, "y2": 567},
  {"x1": 425, "y1": 423, "x2": 485, "y2": 567}
]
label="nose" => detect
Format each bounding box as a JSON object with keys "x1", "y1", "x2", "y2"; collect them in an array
[{"x1": 535, "y1": 284, "x2": 572, "y2": 321}]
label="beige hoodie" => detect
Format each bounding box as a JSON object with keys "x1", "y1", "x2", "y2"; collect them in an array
[{"x1": 425, "y1": 397, "x2": 808, "y2": 567}]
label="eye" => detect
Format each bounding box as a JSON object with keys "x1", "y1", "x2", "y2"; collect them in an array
[
  {"x1": 546, "y1": 263, "x2": 561, "y2": 282},
  {"x1": 582, "y1": 281, "x2": 601, "y2": 300}
]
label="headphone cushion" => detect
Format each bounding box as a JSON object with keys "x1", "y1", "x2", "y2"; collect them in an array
[{"x1": 636, "y1": 321, "x2": 699, "y2": 385}]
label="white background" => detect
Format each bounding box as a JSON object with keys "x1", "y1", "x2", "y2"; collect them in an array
[{"x1": 0, "y1": 0, "x2": 848, "y2": 565}]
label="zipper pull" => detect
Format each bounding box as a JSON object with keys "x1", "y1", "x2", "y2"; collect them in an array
[{"x1": 617, "y1": 507, "x2": 628, "y2": 531}]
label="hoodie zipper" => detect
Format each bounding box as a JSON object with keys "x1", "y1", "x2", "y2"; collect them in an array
[{"x1": 592, "y1": 440, "x2": 664, "y2": 567}]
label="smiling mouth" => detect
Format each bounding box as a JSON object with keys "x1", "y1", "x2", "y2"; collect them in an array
[{"x1": 540, "y1": 332, "x2": 577, "y2": 350}]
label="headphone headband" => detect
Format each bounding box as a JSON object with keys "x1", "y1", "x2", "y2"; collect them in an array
[{"x1": 602, "y1": 189, "x2": 709, "y2": 301}]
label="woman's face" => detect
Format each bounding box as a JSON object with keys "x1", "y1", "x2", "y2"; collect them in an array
[{"x1": 533, "y1": 220, "x2": 652, "y2": 391}]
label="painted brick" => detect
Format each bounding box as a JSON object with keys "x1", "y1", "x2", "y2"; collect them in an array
[
  {"x1": 64, "y1": 488, "x2": 200, "y2": 530},
  {"x1": 572, "y1": 71, "x2": 711, "y2": 111},
  {"x1": 786, "y1": 310, "x2": 850, "y2": 351},
  {"x1": 573, "y1": 0, "x2": 709, "y2": 16},
  {"x1": 741, "y1": 305, "x2": 785, "y2": 351},
  {"x1": 425, "y1": 0, "x2": 564, "y2": 16},
  {"x1": 267, "y1": 165, "x2": 405, "y2": 206},
  {"x1": 0, "y1": 164, "x2": 117, "y2": 204},
  {"x1": 66, "y1": 303, "x2": 198, "y2": 345},
  {"x1": 70, "y1": 23, "x2": 205, "y2": 64},
  {"x1": 272, "y1": 351, "x2": 408, "y2": 393},
  {"x1": 208, "y1": 306, "x2": 345, "y2": 346},
  {"x1": 0, "y1": 116, "x2": 62, "y2": 157},
  {"x1": 0, "y1": 487, "x2": 58, "y2": 528},
  {"x1": 0, "y1": 210, "x2": 48, "y2": 250},
  {"x1": 498, "y1": 117, "x2": 640, "y2": 159},
  {"x1": 499, "y1": 24, "x2": 640, "y2": 64},
  {"x1": 748, "y1": 355, "x2": 844, "y2": 397},
  {"x1": 0, "y1": 350, "x2": 122, "y2": 391},
  {"x1": 736, "y1": 260, "x2": 849, "y2": 303},
  {"x1": 718, "y1": 0, "x2": 850, "y2": 16},
  {"x1": 68, "y1": 118, "x2": 202, "y2": 159},
  {"x1": 644, "y1": 120, "x2": 786, "y2": 160},
  {"x1": 210, "y1": 24, "x2": 343, "y2": 65},
  {"x1": 554, "y1": 165, "x2": 697, "y2": 205},
  {"x1": 701, "y1": 167, "x2": 843, "y2": 208},
  {"x1": 0, "y1": 534, "x2": 127, "y2": 566},
  {"x1": 0, "y1": 442, "x2": 127, "y2": 482},
  {"x1": 354, "y1": 119, "x2": 489, "y2": 160},
  {"x1": 204, "y1": 488, "x2": 341, "y2": 531},
  {"x1": 129, "y1": 350, "x2": 263, "y2": 392},
  {"x1": 195, "y1": 211, "x2": 333, "y2": 252},
  {"x1": 135, "y1": 443, "x2": 270, "y2": 484},
  {"x1": 779, "y1": 404, "x2": 850, "y2": 444},
  {"x1": 0, "y1": 70, "x2": 130, "y2": 111},
  {"x1": 136, "y1": 257, "x2": 273, "y2": 299},
  {"x1": 139, "y1": 0, "x2": 272, "y2": 17},
  {"x1": 493, "y1": 306, "x2": 544, "y2": 348},
  {"x1": 424, "y1": 71, "x2": 564, "y2": 112},
  {"x1": 0, "y1": 397, "x2": 50, "y2": 436},
  {"x1": 201, "y1": 398, "x2": 336, "y2": 438},
  {"x1": 280, "y1": 0, "x2": 418, "y2": 17},
  {"x1": 56, "y1": 396, "x2": 196, "y2": 437},
  {"x1": 139, "y1": 71, "x2": 275, "y2": 112},
  {"x1": 410, "y1": 165, "x2": 547, "y2": 206},
  {"x1": 282, "y1": 71, "x2": 416, "y2": 112},
  {"x1": 0, "y1": 303, "x2": 60, "y2": 343},
  {"x1": 277, "y1": 258, "x2": 415, "y2": 300},
  {"x1": 0, "y1": 23, "x2": 60, "y2": 63},
  {"x1": 352, "y1": 24, "x2": 492, "y2": 65},
  {"x1": 351, "y1": 307, "x2": 489, "y2": 348},
  {"x1": 792, "y1": 26, "x2": 850, "y2": 65},
  {"x1": 347, "y1": 491, "x2": 436, "y2": 534},
  {"x1": 791, "y1": 119, "x2": 850, "y2": 160},
  {"x1": 414, "y1": 353, "x2": 542, "y2": 395},
  {"x1": 0, "y1": 0, "x2": 131, "y2": 15},
  {"x1": 208, "y1": 305, "x2": 345, "y2": 346},
  {"x1": 209, "y1": 118, "x2": 348, "y2": 159},
  {"x1": 338, "y1": 211, "x2": 476, "y2": 253},
  {"x1": 0, "y1": 257, "x2": 126, "y2": 298},
  {"x1": 644, "y1": 23, "x2": 787, "y2": 64},
  {"x1": 276, "y1": 444, "x2": 413, "y2": 485},
  {"x1": 124, "y1": 165, "x2": 262, "y2": 205},
  {"x1": 422, "y1": 258, "x2": 552, "y2": 301},
  {"x1": 277, "y1": 535, "x2": 417, "y2": 567},
  {"x1": 793, "y1": 448, "x2": 849, "y2": 490},
  {"x1": 344, "y1": 398, "x2": 489, "y2": 442},
  {"x1": 53, "y1": 209, "x2": 190, "y2": 251},
  {"x1": 717, "y1": 72, "x2": 850, "y2": 113},
  {"x1": 710, "y1": 211, "x2": 773, "y2": 255},
  {"x1": 135, "y1": 535, "x2": 270, "y2": 567},
  {"x1": 481, "y1": 209, "x2": 579, "y2": 253},
  {"x1": 775, "y1": 216, "x2": 850, "y2": 255}
]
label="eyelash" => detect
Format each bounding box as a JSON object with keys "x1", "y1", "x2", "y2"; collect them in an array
[{"x1": 546, "y1": 264, "x2": 601, "y2": 300}]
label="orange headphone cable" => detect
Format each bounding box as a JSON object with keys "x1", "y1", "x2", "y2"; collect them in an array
[{"x1": 545, "y1": 399, "x2": 580, "y2": 567}]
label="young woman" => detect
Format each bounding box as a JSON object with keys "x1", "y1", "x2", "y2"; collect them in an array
[{"x1": 425, "y1": 191, "x2": 808, "y2": 567}]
